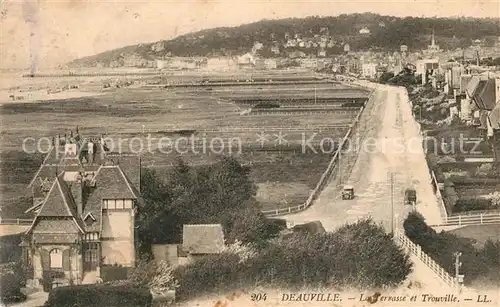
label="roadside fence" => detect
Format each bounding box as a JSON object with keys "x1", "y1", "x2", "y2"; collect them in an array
[
  {"x1": 430, "y1": 170, "x2": 448, "y2": 220},
  {"x1": 262, "y1": 88, "x2": 375, "y2": 217},
  {"x1": 393, "y1": 230, "x2": 458, "y2": 288},
  {"x1": 430, "y1": 212, "x2": 500, "y2": 227}
]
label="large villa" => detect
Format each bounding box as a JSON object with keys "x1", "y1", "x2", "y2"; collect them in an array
[{"x1": 19, "y1": 128, "x2": 141, "y2": 286}]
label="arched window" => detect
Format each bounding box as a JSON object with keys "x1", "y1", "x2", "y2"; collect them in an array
[{"x1": 49, "y1": 248, "x2": 63, "y2": 269}]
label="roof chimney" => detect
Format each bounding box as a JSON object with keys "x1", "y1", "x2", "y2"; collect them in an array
[{"x1": 71, "y1": 174, "x2": 84, "y2": 216}]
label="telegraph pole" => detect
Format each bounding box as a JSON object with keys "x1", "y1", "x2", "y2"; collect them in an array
[
  {"x1": 454, "y1": 252, "x2": 463, "y2": 293},
  {"x1": 338, "y1": 146, "x2": 342, "y2": 185}
]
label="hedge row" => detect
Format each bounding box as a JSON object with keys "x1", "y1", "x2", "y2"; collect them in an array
[
  {"x1": 403, "y1": 212, "x2": 500, "y2": 286},
  {"x1": 101, "y1": 265, "x2": 130, "y2": 282},
  {"x1": 453, "y1": 198, "x2": 500, "y2": 213},
  {"x1": 0, "y1": 263, "x2": 26, "y2": 304},
  {"x1": 44, "y1": 282, "x2": 152, "y2": 307},
  {"x1": 174, "y1": 219, "x2": 412, "y2": 301}
]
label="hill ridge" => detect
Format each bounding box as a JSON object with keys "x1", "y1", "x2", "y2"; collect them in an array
[{"x1": 68, "y1": 13, "x2": 500, "y2": 68}]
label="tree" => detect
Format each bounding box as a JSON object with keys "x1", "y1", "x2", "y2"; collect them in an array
[
  {"x1": 137, "y1": 156, "x2": 264, "y2": 250},
  {"x1": 169, "y1": 156, "x2": 258, "y2": 225},
  {"x1": 226, "y1": 208, "x2": 283, "y2": 248},
  {"x1": 137, "y1": 168, "x2": 177, "y2": 253},
  {"x1": 379, "y1": 72, "x2": 394, "y2": 84}
]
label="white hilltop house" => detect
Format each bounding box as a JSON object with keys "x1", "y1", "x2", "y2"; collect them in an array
[{"x1": 359, "y1": 27, "x2": 370, "y2": 35}]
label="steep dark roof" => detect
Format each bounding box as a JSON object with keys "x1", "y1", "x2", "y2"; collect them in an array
[
  {"x1": 93, "y1": 165, "x2": 137, "y2": 199},
  {"x1": 32, "y1": 219, "x2": 80, "y2": 233},
  {"x1": 82, "y1": 165, "x2": 138, "y2": 232},
  {"x1": 32, "y1": 233, "x2": 80, "y2": 244},
  {"x1": 477, "y1": 79, "x2": 496, "y2": 110},
  {"x1": 106, "y1": 154, "x2": 141, "y2": 191},
  {"x1": 472, "y1": 80, "x2": 488, "y2": 109},
  {"x1": 37, "y1": 177, "x2": 76, "y2": 217},
  {"x1": 27, "y1": 177, "x2": 84, "y2": 234}
]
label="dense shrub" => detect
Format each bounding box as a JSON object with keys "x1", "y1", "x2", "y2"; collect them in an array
[
  {"x1": 101, "y1": 264, "x2": 130, "y2": 282},
  {"x1": 226, "y1": 208, "x2": 284, "y2": 248},
  {"x1": 174, "y1": 219, "x2": 411, "y2": 301},
  {"x1": 0, "y1": 263, "x2": 26, "y2": 304},
  {"x1": 130, "y1": 260, "x2": 178, "y2": 294},
  {"x1": 40, "y1": 270, "x2": 65, "y2": 292},
  {"x1": 0, "y1": 234, "x2": 22, "y2": 263},
  {"x1": 453, "y1": 198, "x2": 499, "y2": 213},
  {"x1": 44, "y1": 282, "x2": 152, "y2": 307},
  {"x1": 403, "y1": 212, "x2": 500, "y2": 285}
]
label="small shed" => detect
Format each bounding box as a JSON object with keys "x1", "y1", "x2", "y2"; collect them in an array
[{"x1": 182, "y1": 224, "x2": 225, "y2": 261}]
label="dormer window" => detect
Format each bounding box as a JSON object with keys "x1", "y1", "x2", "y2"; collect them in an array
[
  {"x1": 84, "y1": 213, "x2": 96, "y2": 227},
  {"x1": 102, "y1": 199, "x2": 133, "y2": 210}
]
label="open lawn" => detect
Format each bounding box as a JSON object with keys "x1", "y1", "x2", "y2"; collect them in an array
[
  {"x1": 449, "y1": 224, "x2": 500, "y2": 247},
  {"x1": 0, "y1": 71, "x2": 369, "y2": 215}
]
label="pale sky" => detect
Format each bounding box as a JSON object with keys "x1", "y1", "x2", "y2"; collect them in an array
[{"x1": 1, "y1": 0, "x2": 499, "y2": 69}]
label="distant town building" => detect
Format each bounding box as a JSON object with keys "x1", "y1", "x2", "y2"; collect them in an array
[
  {"x1": 252, "y1": 42, "x2": 264, "y2": 54},
  {"x1": 156, "y1": 59, "x2": 166, "y2": 70},
  {"x1": 359, "y1": 27, "x2": 370, "y2": 35},
  {"x1": 361, "y1": 63, "x2": 377, "y2": 79},
  {"x1": 288, "y1": 50, "x2": 306, "y2": 59},
  {"x1": 416, "y1": 59, "x2": 439, "y2": 84},
  {"x1": 254, "y1": 58, "x2": 266, "y2": 70},
  {"x1": 205, "y1": 57, "x2": 235, "y2": 71},
  {"x1": 423, "y1": 30, "x2": 442, "y2": 55},
  {"x1": 237, "y1": 53, "x2": 255, "y2": 66},
  {"x1": 344, "y1": 43, "x2": 351, "y2": 53},
  {"x1": 264, "y1": 59, "x2": 277, "y2": 69}
]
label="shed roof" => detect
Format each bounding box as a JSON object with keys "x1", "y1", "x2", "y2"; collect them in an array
[{"x1": 182, "y1": 224, "x2": 225, "y2": 255}]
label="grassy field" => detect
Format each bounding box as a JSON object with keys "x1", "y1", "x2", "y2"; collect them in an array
[
  {"x1": 0, "y1": 71, "x2": 369, "y2": 214},
  {"x1": 449, "y1": 224, "x2": 500, "y2": 247}
]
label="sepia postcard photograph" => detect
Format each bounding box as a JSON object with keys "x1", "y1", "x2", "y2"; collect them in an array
[{"x1": 0, "y1": 0, "x2": 499, "y2": 306}]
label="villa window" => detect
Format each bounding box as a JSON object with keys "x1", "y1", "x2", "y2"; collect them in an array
[
  {"x1": 49, "y1": 248, "x2": 63, "y2": 269},
  {"x1": 84, "y1": 213, "x2": 96, "y2": 227},
  {"x1": 103, "y1": 199, "x2": 133, "y2": 210}
]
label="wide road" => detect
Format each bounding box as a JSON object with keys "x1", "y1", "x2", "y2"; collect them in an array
[{"x1": 286, "y1": 84, "x2": 443, "y2": 232}]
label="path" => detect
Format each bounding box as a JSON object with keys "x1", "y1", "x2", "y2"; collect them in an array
[{"x1": 285, "y1": 84, "x2": 448, "y2": 289}]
